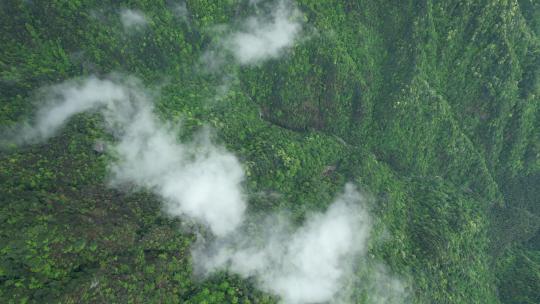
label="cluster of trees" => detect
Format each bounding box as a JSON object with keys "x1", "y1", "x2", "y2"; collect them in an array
[{"x1": 0, "y1": 0, "x2": 538, "y2": 303}]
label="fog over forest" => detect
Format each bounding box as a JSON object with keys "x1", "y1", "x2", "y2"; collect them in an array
[{"x1": 0, "y1": 0, "x2": 538, "y2": 303}]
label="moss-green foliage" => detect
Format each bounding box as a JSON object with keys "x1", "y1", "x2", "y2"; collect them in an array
[
  {"x1": 496, "y1": 246, "x2": 540, "y2": 304},
  {"x1": 0, "y1": 0, "x2": 538, "y2": 303}
]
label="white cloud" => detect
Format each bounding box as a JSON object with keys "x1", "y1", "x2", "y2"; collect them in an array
[
  {"x1": 201, "y1": 0, "x2": 303, "y2": 69},
  {"x1": 194, "y1": 184, "x2": 384, "y2": 304},
  {"x1": 227, "y1": 1, "x2": 302, "y2": 65},
  {"x1": 172, "y1": 2, "x2": 189, "y2": 22},
  {"x1": 6, "y1": 77, "x2": 126, "y2": 144},
  {"x1": 4, "y1": 75, "x2": 407, "y2": 302},
  {"x1": 7, "y1": 76, "x2": 246, "y2": 236},
  {"x1": 120, "y1": 9, "x2": 148, "y2": 30}
]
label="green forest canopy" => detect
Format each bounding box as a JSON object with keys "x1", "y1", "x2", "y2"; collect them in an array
[{"x1": 0, "y1": 0, "x2": 539, "y2": 303}]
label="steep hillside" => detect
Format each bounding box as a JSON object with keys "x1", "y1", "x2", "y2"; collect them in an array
[{"x1": 0, "y1": 0, "x2": 538, "y2": 303}]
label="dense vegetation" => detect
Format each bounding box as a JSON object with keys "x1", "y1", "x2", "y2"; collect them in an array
[{"x1": 0, "y1": 0, "x2": 538, "y2": 303}]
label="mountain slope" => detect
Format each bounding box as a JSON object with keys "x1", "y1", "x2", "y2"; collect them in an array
[{"x1": 0, "y1": 0, "x2": 538, "y2": 303}]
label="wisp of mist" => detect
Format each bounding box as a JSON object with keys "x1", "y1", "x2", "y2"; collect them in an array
[{"x1": 1, "y1": 1, "x2": 408, "y2": 303}]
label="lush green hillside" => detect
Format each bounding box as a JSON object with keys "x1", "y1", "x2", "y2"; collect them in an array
[{"x1": 0, "y1": 0, "x2": 538, "y2": 303}]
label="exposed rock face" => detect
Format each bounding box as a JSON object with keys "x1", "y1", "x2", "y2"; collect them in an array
[
  {"x1": 93, "y1": 140, "x2": 106, "y2": 154},
  {"x1": 321, "y1": 165, "x2": 337, "y2": 177}
]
